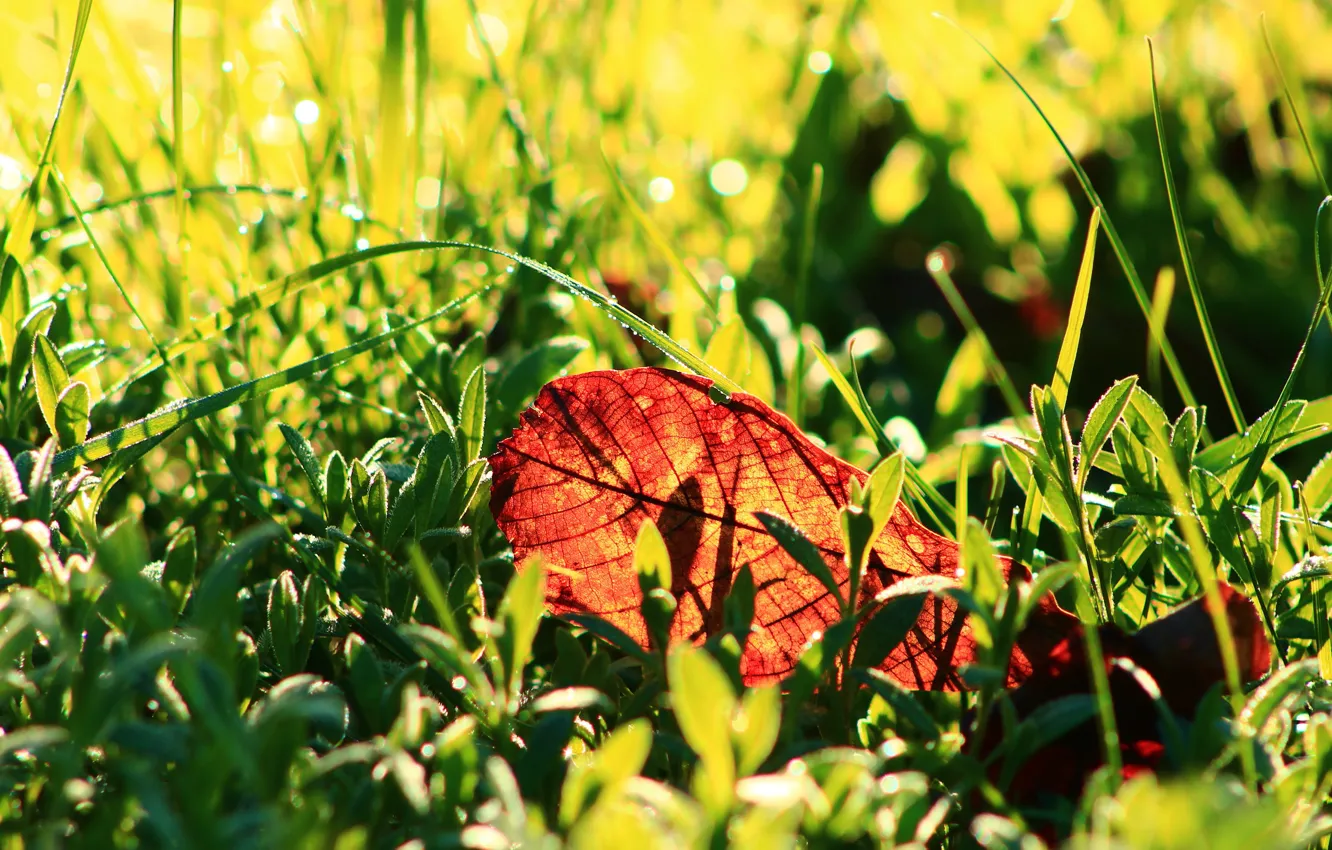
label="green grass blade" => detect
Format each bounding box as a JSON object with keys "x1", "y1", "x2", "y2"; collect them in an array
[
  {"x1": 60, "y1": 231, "x2": 745, "y2": 472},
  {"x1": 464, "y1": 0, "x2": 546, "y2": 175},
  {"x1": 809, "y1": 344, "x2": 953, "y2": 529},
  {"x1": 1263, "y1": 17, "x2": 1330, "y2": 196},
  {"x1": 1030, "y1": 208, "x2": 1102, "y2": 598},
  {"x1": 412, "y1": 0, "x2": 429, "y2": 189},
  {"x1": 1232, "y1": 204, "x2": 1332, "y2": 498},
  {"x1": 3, "y1": 0, "x2": 94, "y2": 263},
  {"x1": 1051, "y1": 206, "x2": 1101, "y2": 407},
  {"x1": 601, "y1": 150, "x2": 719, "y2": 320},
  {"x1": 53, "y1": 286, "x2": 493, "y2": 474},
  {"x1": 103, "y1": 238, "x2": 736, "y2": 404},
  {"x1": 1146, "y1": 267, "x2": 1175, "y2": 398},
  {"x1": 104, "y1": 240, "x2": 478, "y2": 397},
  {"x1": 788, "y1": 163, "x2": 824, "y2": 427},
  {"x1": 937, "y1": 14, "x2": 1201, "y2": 419},
  {"x1": 481, "y1": 241, "x2": 741, "y2": 397},
  {"x1": 925, "y1": 254, "x2": 1027, "y2": 422},
  {"x1": 1262, "y1": 17, "x2": 1332, "y2": 341},
  {"x1": 375, "y1": 0, "x2": 408, "y2": 229},
  {"x1": 36, "y1": 185, "x2": 407, "y2": 248},
  {"x1": 171, "y1": 0, "x2": 186, "y2": 238},
  {"x1": 1147, "y1": 40, "x2": 1245, "y2": 434},
  {"x1": 52, "y1": 169, "x2": 171, "y2": 367}
]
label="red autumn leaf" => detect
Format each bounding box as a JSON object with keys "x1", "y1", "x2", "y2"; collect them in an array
[
  {"x1": 488, "y1": 366, "x2": 1074, "y2": 687},
  {"x1": 991, "y1": 581, "x2": 1272, "y2": 815}
]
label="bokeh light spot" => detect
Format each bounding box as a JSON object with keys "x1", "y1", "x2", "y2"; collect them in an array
[
  {"x1": 415, "y1": 177, "x2": 442, "y2": 209},
  {"x1": 916, "y1": 310, "x2": 944, "y2": 340},
  {"x1": 293, "y1": 99, "x2": 320, "y2": 125},
  {"x1": 709, "y1": 159, "x2": 748, "y2": 196},
  {"x1": 648, "y1": 176, "x2": 675, "y2": 203},
  {"x1": 0, "y1": 157, "x2": 25, "y2": 192},
  {"x1": 808, "y1": 51, "x2": 832, "y2": 74},
  {"x1": 465, "y1": 14, "x2": 510, "y2": 59}
]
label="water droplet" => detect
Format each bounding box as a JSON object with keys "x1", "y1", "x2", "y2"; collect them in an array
[
  {"x1": 954, "y1": 567, "x2": 966, "y2": 579},
  {"x1": 225, "y1": 185, "x2": 238, "y2": 196},
  {"x1": 505, "y1": 264, "x2": 515, "y2": 273}
]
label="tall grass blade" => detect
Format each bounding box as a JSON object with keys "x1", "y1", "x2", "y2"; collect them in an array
[
  {"x1": 601, "y1": 151, "x2": 719, "y2": 320},
  {"x1": 106, "y1": 240, "x2": 477, "y2": 395},
  {"x1": 925, "y1": 254, "x2": 1026, "y2": 422},
  {"x1": 1147, "y1": 40, "x2": 1244, "y2": 434},
  {"x1": 1038, "y1": 208, "x2": 1104, "y2": 610},
  {"x1": 788, "y1": 163, "x2": 824, "y2": 427},
  {"x1": 1233, "y1": 199, "x2": 1332, "y2": 498},
  {"x1": 53, "y1": 286, "x2": 493, "y2": 474},
  {"x1": 1262, "y1": 17, "x2": 1332, "y2": 340},
  {"x1": 1146, "y1": 267, "x2": 1175, "y2": 399},
  {"x1": 3, "y1": 0, "x2": 94, "y2": 263},
  {"x1": 809, "y1": 344, "x2": 953, "y2": 529},
  {"x1": 1262, "y1": 17, "x2": 1330, "y2": 196},
  {"x1": 464, "y1": 0, "x2": 546, "y2": 175},
  {"x1": 375, "y1": 0, "x2": 408, "y2": 230},
  {"x1": 1051, "y1": 207, "x2": 1101, "y2": 407},
  {"x1": 937, "y1": 14, "x2": 1201, "y2": 419},
  {"x1": 171, "y1": 0, "x2": 186, "y2": 238}
]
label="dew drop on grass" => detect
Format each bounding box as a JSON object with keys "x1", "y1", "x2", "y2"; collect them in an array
[
  {"x1": 226, "y1": 185, "x2": 238, "y2": 196},
  {"x1": 356, "y1": 237, "x2": 370, "y2": 250},
  {"x1": 505, "y1": 264, "x2": 515, "y2": 273}
]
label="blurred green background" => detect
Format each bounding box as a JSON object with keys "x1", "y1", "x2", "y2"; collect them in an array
[{"x1": 4, "y1": 0, "x2": 1331, "y2": 477}]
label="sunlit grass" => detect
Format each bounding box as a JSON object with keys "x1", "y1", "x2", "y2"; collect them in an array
[{"x1": 2, "y1": 0, "x2": 1332, "y2": 846}]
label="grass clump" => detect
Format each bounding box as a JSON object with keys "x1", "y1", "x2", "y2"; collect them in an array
[{"x1": 2, "y1": 1, "x2": 1332, "y2": 847}]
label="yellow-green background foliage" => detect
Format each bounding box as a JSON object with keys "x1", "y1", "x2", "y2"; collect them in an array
[{"x1": 3, "y1": 0, "x2": 1329, "y2": 446}]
